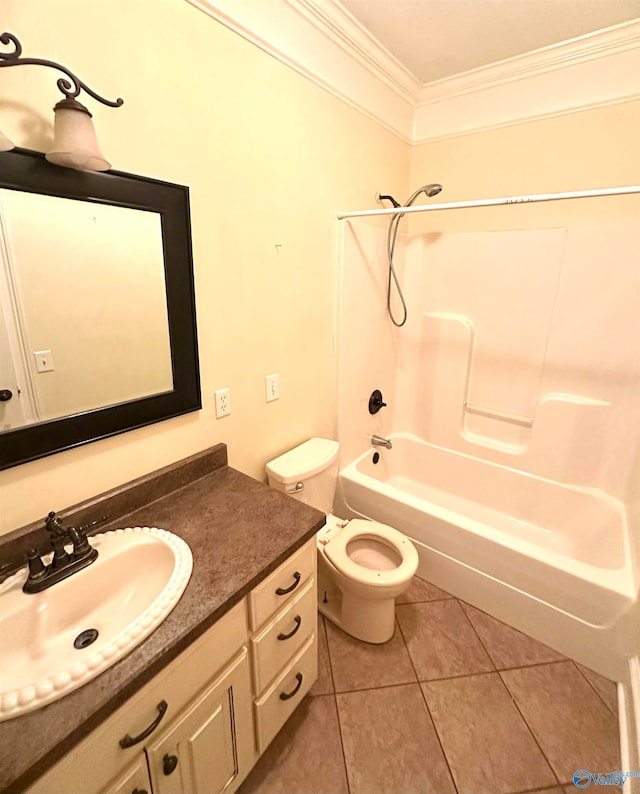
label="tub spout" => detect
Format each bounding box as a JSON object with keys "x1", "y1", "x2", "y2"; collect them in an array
[{"x1": 371, "y1": 434, "x2": 392, "y2": 450}]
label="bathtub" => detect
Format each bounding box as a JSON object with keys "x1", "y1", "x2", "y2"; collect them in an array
[{"x1": 338, "y1": 433, "x2": 637, "y2": 677}]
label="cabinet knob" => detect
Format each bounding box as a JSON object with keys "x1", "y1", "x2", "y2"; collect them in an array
[
  {"x1": 132, "y1": 789, "x2": 148, "y2": 794},
  {"x1": 163, "y1": 753, "x2": 179, "y2": 775}
]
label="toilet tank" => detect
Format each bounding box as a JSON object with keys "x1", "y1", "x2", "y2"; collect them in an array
[{"x1": 266, "y1": 438, "x2": 340, "y2": 514}]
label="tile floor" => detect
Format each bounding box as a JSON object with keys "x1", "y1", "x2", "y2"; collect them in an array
[{"x1": 238, "y1": 576, "x2": 620, "y2": 794}]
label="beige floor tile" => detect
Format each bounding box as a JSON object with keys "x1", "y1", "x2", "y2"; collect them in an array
[
  {"x1": 522, "y1": 788, "x2": 566, "y2": 794},
  {"x1": 422, "y1": 673, "x2": 557, "y2": 794},
  {"x1": 575, "y1": 662, "x2": 618, "y2": 715},
  {"x1": 396, "y1": 575, "x2": 453, "y2": 604},
  {"x1": 501, "y1": 661, "x2": 621, "y2": 784},
  {"x1": 397, "y1": 599, "x2": 494, "y2": 680},
  {"x1": 309, "y1": 615, "x2": 333, "y2": 696},
  {"x1": 237, "y1": 694, "x2": 348, "y2": 794},
  {"x1": 336, "y1": 684, "x2": 455, "y2": 794},
  {"x1": 325, "y1": 618, "x2": 416, "y2": 692},
  {"x1": 460, "y1": 602, "x2": 565, "y2": 669}
]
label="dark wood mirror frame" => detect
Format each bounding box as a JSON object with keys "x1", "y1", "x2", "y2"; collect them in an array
[{"x1": 0, "y1": 148, "x2": 201, "y2": 470}]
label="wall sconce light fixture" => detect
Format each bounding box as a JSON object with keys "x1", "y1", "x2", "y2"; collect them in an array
[{"x1": 0, "y1": 32, "x2": 123, "y2": 171}]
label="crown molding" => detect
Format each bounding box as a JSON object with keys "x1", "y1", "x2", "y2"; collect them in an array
[
  {"x1": 413, "y1": 19, "x2": 640, "y2": 142},
  {"x1": 289, "y1": 0, "x2": 422, "y2": 103},
  {"x1": 186, "y1": 1, "x2": 640, "y2": 145},
  {"x1": 185, "y1": 0, "x2": 416, "y2": 142}
]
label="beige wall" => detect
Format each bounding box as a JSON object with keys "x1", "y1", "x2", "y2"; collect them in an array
[
  {"x1": 1, "y1": 1, "x2": 636, "y2": 536},
  {"x1": 0, "y1": 0, "x2": 410, "y2": 534},
  {"x1": 409, "y1": 100, "x2": 640, "y2": 234}
]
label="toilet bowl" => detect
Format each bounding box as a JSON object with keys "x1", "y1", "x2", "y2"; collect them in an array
[{"x1": 266, "y1": 438, "x2": 418, "y2": 643}]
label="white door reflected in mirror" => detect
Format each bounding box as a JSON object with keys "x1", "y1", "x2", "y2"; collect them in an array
[{"x1": 0, "y1": 189, "x2": 174, "y2": 430}]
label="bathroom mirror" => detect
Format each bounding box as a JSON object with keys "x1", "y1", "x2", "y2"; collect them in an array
[{"x1": 0, "y1": 148, "x2": 201, "y2": 469}]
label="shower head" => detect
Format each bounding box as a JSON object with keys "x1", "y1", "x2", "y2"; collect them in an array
[
  {"x1": 424, "y1": 183, "x2": 443, "y2": 198},
  {"x1": 404, "y1": 183, "x2": 443, "y2": 206}
]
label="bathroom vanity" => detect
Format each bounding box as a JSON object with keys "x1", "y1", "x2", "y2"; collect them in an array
[{"x1": 0, "y1": 444, "x2": 324, "y2": 794}]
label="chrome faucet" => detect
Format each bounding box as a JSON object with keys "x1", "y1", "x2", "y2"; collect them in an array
[{"x1": 371, "y1": 434, "x2": 392, "y2": 450}]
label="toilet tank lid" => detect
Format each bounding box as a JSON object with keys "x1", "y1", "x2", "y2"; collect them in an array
[{"x1": 266, "y1": 438, "x2": 339, "y2": 483}]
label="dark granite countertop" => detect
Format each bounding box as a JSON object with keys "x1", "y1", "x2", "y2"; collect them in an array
[{"x1": 0, "y1": 446, "x2": 325, "y2": 794}]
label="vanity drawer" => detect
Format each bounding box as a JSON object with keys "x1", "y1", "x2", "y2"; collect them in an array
[
  {"x1": 253, "y1": 633, "x2": 317, "y2": 754},
  {"x1": 249, "y1": 538, "x2": 316, "y2": 630},
  {"x1": 250, "y1": 577, "x2": 316, "y2": 693}
]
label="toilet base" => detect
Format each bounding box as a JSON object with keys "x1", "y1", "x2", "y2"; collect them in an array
[
  {"x1": 318, "y1": 562, "x2": 396, "y2": 644},
  {"x1": 318, "y1": 592, "x2": 396, "y2": 644}
]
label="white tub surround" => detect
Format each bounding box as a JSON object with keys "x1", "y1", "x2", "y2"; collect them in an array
[{"x1": 337, "y1": 433, "x2": 636, "y2": 681}]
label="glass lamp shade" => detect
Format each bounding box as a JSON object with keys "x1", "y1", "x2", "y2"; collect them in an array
[
  {"x1": 45, "y1": 99, "x2": 111, "y2": 172},
  {"x1": 0, "y1": 129, "x2": 15, "y2": 152}
]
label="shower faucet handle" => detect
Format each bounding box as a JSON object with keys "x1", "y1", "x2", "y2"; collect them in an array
[{"x1": 368, "y1": 389, "x2": 387, "y2": 415}]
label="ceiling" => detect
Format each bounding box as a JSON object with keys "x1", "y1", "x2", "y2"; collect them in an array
[{"x1": 339, "y1": 0, "x2": 640, "y2": 84}]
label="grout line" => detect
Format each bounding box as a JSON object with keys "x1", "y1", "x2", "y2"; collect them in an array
[
  {"x1": 322, "y1": 614, "x2": 352, "y2": 794},
  {"x1": 494, "y1": 658, "x2": 569, "y2": 672},
  {"x1": 570, "y1": 659, "x2": 618, "y2": 717},
  {"x1": 455, "y1": 597, "x2": 498, "y2": 672},
  {"x1": 456, "y1": 600, "x2": 574, "y2": 674},
  {"x1": 498, "y1": 670, "x2": 562, "y2": 787},
  {"x1": 396, "y1": 594, "x2": 454, "y2": 605},
  {"x1": 416, "y1": 657, "x2": 569, "y2": 683},
  {"x1": 407, "y1": 594, "x2": 559, "y2": 791},
  {"x1": 334, "y1": 680, "x2": 424, "y2": 695},
  {"x1": 396, "y1": 615, "x2": 460, "y2": 794}
]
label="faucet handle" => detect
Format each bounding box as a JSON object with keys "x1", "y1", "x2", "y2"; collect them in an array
[
  {"x1": 45, "y1": 511, "x2": 68, "y2": 538},
  {"x1": 68, "y1": 516, "x2": 106, "y2": 560},
  {"x1": 77, "y1": 515, "x2": 109, "y2": 533},
  {"x1": 67, "y1": 526, "x2": 91, "y2": 557},
  {"x1": 368, "y1": 389, "x2": 387, "y2": 415},
  {"x1": 25, "y1": 548, "x2": 46, "y2": 582}
]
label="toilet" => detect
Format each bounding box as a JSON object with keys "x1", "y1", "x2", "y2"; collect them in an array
[{"x1": 266, "y1": 438, "x2": 418, "y2": 644}]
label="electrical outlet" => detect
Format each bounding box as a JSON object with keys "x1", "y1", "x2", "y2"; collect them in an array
[
  {"x1": 214, "y1": 388, "x2": 231, "y2": 418},
  {"x1": 265, "y1": 374, "x2": 279, "y2": 402}
]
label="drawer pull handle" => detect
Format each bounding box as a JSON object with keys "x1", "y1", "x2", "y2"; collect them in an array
[
  {"x1": 132, "y1": 789, "x2": 149, "y2": 794},
  {"x1": 163, "y1": 753, "x2": 179, "y2": 775},
  {"x1": 276, "y1": 571, "x2": 301, "y2": 596},
  {"x1": 119, "y1": 700, "x2": 168, "y2": 748},
  {"x1": 279, "y1": 672, "x2": 303, "y2": 701},
  {"x1": 277, "y1": 615, "x2": 302, "y2": 641}
]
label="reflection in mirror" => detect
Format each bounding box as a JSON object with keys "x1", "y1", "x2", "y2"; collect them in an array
[
  {"x1": 0, "y1": 190, "x2": 174, "y2": 431},
  {"x1": 0, "y1": 147, "x2": 200, "y2": 470}
]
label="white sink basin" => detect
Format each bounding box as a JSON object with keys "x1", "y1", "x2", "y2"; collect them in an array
[{"x1": 0, "y1": 527, "x2": 192, "y2": 722}]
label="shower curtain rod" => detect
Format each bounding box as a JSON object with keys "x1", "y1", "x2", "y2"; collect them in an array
[{"x1": 337, "y1": 185, "x2": 640, "y2": 220}]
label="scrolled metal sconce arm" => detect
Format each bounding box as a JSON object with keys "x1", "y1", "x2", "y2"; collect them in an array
[{"x1": 0, "y1": 31, "x2": 123, "y2": 108}]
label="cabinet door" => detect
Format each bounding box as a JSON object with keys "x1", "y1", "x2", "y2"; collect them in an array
[
  {"x1": 146, "y1": 648, "x2": 253, "y2": 794},
  {"x1": 99, "y1": 756, "x2": 152, "y2": 794}
]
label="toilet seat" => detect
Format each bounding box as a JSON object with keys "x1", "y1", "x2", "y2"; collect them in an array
[{"x1": 323, "y1": 519, "x2": 418, "y2": 588}]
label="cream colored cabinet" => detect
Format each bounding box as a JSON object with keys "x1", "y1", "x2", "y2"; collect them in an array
[
  {"x1": 27, "y1": 601, "x2": 252, "y2": 794},
  {"x1": 248, "y1": 538, "x2": 318, "y2": 754},
  {"x1": 26, "y1": 539, "x2": 319, "y2": 794},
  {"x1": 99, "y1": 757, "x2": 152, "y2": 794},
  {"x1": 146, "y1": 649, "x2": 252, "y2": 794}
]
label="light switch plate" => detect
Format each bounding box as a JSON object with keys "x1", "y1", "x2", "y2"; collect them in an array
[
  {"x1": 265, "y1": 374, "x2": 279, "y2": 402},
  {"x1": 34, "y1": 350, "x2": 55, "y2": 373}
]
